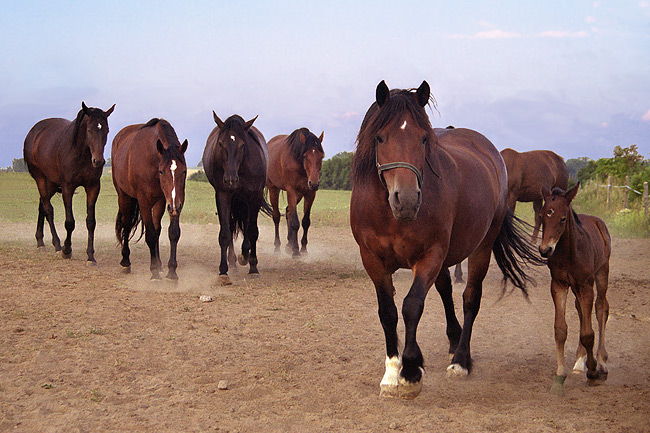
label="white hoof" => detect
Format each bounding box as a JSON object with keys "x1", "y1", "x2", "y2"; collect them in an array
[
  {"x1": 572, "y1": 356, "x2": 586, "y2": 374},
  {"x1": 446, "y1": 363, "x2": 469, "y2": 378}
]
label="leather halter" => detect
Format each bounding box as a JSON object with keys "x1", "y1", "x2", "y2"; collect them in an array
[{"x1": 375, "y1": 144, "x2": 440, "y2": 190}]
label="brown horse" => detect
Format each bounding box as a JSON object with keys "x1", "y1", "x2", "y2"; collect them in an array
[
  {"x1": 350, "y1": 81, "x2": 542, "y2": 399},
  {"x1": 501, "y1": 148, "x2": 568, "y2": 242},
  {"x1": 111, "y1": 119, "x2": 188, "y2": 280},
  {"x1": 539, "y1": 183, "x2": 611, "y2": 396},
  {"x1": 202, "y1": 112, "x2": 271, "y2": 285},
  {"x1": 267, "y1": 128, "x2": 325, "y2": 257},
  {"x1": 23, "y1": 102, "x2": 115, "y2": 263}
]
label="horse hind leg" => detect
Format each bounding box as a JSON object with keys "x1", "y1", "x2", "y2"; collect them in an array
[
  {"x1": 36, "y1": 199, "x2": 46, "y2": 249},
  {"x1": 435, "y1": 268, "x2": 462, "y2": 359},
  {"x1": 594, "y1": 265, "x2": 610, "y2": 379},
  {"x1": 572, "y1": 296, "x2": 587, "y2": 374},
  {"x1": 575, "y1": 283, "x2": 598, "y2": 381},
  {"x1": 531, "y1": 199, "x2": 543, "y2": 244},
  {"x1": 36, "y1": 180, "x2": 61, "y2": 251}
]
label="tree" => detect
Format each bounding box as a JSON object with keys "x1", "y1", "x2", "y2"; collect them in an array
[
  {"x1": 12, "y1": 158, "x2": 27, "y2": 172},
  {"x1": 566, "y1": 157, "x2": 592, "y2": 180},
  {"x1": 320, "y1": 151, "x2": 352, "y2": 190}
]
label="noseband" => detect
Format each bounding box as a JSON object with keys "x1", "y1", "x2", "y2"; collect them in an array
[{"x1": 375, "y1": 144, "x2": 440, "y2": 190}]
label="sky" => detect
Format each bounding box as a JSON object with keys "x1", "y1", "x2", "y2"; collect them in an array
[{"x1": 1, "y1": 0, "x2": 649, "y2": 168}]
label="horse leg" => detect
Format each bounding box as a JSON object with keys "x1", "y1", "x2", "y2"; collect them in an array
[
  {"x1": 572, "y1": 296, "x2": 587, "y2": 374},
  {"x1": 594, "y1": 264, "x2": 610, "y2": 379},
  {"x1": 575, "y1": 282, "x2": 598, "y2": 381},
  {"x1": 453, "y1": 262, "x2": 464, "y2": 283},
  {"x1": 285, "y1": 190, "x2": 301, "y2": 257},
  {"x1": 300, "y1": 191, "x2": 315, "y2": 254},
  {"x1": 166, "y1": 214, "x2": 181, "y2": 280},
  {"x1": 434, "y1": 268, "x2": 462, "y2": 359},
  {"x1": 269, "y1": 185, "x2": 282, "y2": 253},
  {"x1": 37, "y1": 180, "x2": 61, "y2": 251},
  {"x1": 216, "y1": 192, "x2": 233, "y2": 285},
  {"x1": 531, "y1": 199, "x2": 543, "y2": 244},
  {"x1": 84, "y1": 182, "x2": 100, "y2": 264},
  {"x1": 117, "y1": 193, "x2": 136, "y2": 272},
  {"x1": 36, "y1": 200, "x2": 46, "y2": 249},
  {"x1": 245, "y1": 206, "x2": 261, "y2": 275},
  {"x1": 141, "y1": 202, "x2": 161, "y2": 280},
  {"x1": 152, "y1": 200, "x2": 165, "y2": 276},
  {"x1": 359, "y1": 248, "x2": 399, "y2": 398},
  {"x1": 61, "y1": 185, "x2": 76, "y2": 259},
  {"x1": 550, "y1": 280, "x2": 569, "y2": 396}
]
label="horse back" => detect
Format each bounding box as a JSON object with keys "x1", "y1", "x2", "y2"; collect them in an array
[
  {"x1": 503, "y1": 149, "x2": 568, "y2": 202},
  {"x1": 579, "y1": 213, "x2": 612, "y2": 268}
]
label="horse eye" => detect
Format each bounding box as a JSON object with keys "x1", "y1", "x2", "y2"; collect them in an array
[
  {"x1": 560, "y1": 217, "x2": 567, "y2": 223},
  {"x1": 421, "y1": 136, "x2": 428, "y2": 145},
  {"x1": 376, "y1": 135, "x2": 384, "y2": 144},
  {"x1": 159, "y1": 170, "x2": 163, "y2": 175}
]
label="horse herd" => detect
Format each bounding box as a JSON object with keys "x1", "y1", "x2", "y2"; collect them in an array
[{"x1": 21, "y1": 81, "x2": 611, "y2": 400}]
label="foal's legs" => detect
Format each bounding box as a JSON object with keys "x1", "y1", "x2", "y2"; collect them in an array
[
  {"x1": 300, "y1": 191, "x2": 316, "y2": 254},
  {"x1": 550, "y1": 280, "x2": 569, "y2": 395},
  {"x1": 574, "y1": 282, "x2": 598, "y2": 380},
  {"x1": 594, "y1": 264, "x2": 610, "y2": 378}
]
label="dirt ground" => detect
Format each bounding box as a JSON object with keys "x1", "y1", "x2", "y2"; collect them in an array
[{"x1": 1, "y1": 220, "x2": 649, "y2": 433}]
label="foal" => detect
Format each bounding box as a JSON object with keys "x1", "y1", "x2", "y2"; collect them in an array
[{"x1": 539, "y1": 183, "x2": 611, "y2": 395}]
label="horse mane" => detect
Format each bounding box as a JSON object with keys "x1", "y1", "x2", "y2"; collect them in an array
[
  {"x1": 140, "y1": 118, "x2": 185, "y2": 163},
  {"x1": 550, "y1": 187, "x2": 582, "y2": 226},
  {"x1": 351, "y1": 88, "x2": 435, "y2": 185},
  {"x1": 222, "y1": 115, "x2": 262, "y2": 150},
  {"x1": 286, "y1": 128, "x2": 324, "y2": 161},
  {"x1": 72, "y1": 106, "x2": 107, "y2": 146}
]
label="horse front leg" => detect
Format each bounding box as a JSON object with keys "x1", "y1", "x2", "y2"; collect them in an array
[
  {"x1": 300, "y1": 191, "x2": 315, "y2": 254},
  {"x1": 575, "y1": 283, "x2": 598, "y2": 381},
  {"x1": 142, "y1": 202, "x2": 162, "y2": 280},
  {"x1": 84, "y1": 182, "x2": 100, "y2": 264},
  {"x1": 285, "y1": 189, "x2": 301, "y2": 257},
  {"x1": 245, "y1": 206, "x2": 261, "y2": 275},
  {"x1": 166, "y1": 214, "x2": 181, "y2": 280},
  {"x1": 550, "y1": 280, "x2": 569, "y2": 396},
  {"x1": 594, "y1": 265, "x2": 610, "y2": 379},
  {"x1": 61, "y1": 185, "x2": 76, "y2": 259},
  {"x1": 216, "y1": 192, "x2": 233, "y2": 285}
]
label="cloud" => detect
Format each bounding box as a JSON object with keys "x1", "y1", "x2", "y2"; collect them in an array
[
  {"x1": 642, "y1": 109, "x2": 650, "y2": 122},
  {"x1": 640, "y1": 1, "x2": 650, "y2": 8},
  {"x1": 586, "y1": 16, "x2": 596, "y2": 23},
  {"x1": 445, "y1": 29, "x2": 521, "y2": 39},
  {"x1": 539, "y1": 30, "x2": 588, "y2": 38}
]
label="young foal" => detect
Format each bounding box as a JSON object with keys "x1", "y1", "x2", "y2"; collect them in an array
[{"x1": 539, "y1": 183, "x2": 611, "y2": 395}]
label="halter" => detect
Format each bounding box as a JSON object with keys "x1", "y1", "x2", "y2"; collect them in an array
[{"x1": 375, "y1": 144, "x2": 440, "y2": 190}]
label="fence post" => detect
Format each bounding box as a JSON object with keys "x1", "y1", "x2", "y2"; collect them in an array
[
  {"x1": 643, "y1": 182, "x2": 648, "y2": 218},
  {"x1": 595, "y1": 174, "x2": 599, "y2": 199},
  {"x1": 624, "y1": 175, "x2": 630, "y2": 209},
  {"x1": 606, "y1": 176, "x2": 611, "y2": 206}
]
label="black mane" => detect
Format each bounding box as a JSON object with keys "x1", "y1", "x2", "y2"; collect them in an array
[
  {"x1": 286, "y1": 128, "x2": 323, "y2": 161},
  {"x1": 352, "y1": 88, "x2": 435, "y2": 185},
  {"x1": 141, "y1": 118, "x2": 182, "y2": 148},
  {"x1": 72, "y1": 107, "x2": 107, "y2": 146}
]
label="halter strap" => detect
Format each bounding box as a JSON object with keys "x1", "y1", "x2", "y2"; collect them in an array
[{"x1": 375, "y1": 145, "x2": 440, "y2": 190}]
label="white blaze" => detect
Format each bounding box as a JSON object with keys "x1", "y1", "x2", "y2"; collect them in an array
[
  {"x1": 400, "y1": 120, "x2": 407, "y2": 130},
  {"x1": 230, "y1": 135, "x2": 236, "y2": 141},
  {"x1": 97, "y1": 123, "x2": 102, "y2": 129},
  {"x1": 170, "y1": 160, "x2": 177, "y2": 207}
]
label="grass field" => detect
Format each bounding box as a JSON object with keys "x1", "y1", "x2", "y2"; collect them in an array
[{"x1": 2, "y1": 172, "x2": 646, "y2": 237}]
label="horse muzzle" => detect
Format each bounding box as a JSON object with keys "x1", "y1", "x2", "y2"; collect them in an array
[
  {"x1": 539, "y1": 244, "x2": 555, "y2": 258},
  {"x1": 223, "y1": 174, "x2": 239, "y2": 189},
  {"x1": 308, "y1": 180, "x2": 319, "y2": 191},
  {"x1": 388, "y1": 187, "x2": 421, "y2": 221},
  {"x1": 92, "y1": 157, "x2": 105, "y2": 168},
  {"x1": 167, "y1": 202, "x2": 183, "y2": 217}
]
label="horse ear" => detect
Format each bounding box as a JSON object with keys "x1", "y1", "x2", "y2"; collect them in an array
[
  {"x1": 180, "y1": 139, "x2": 188, "y2": 154},
  {"x1": 244, "y1": 115, "x2": 258, "y2": 130},
  {"x1": 156, "y1": 139, "x2": 165, "y2": 155},
  {"x1": 299, "y1": 132, "x2": 306, "y2": 144},
  {"x1": 81, "y1": 101, "x2": 90, "y2": 115},
  {"x1": 318, "y1": 131, "x2": 324, "y2": 142},
  {"x1": 105, "y1": 104, "x2": 115, "y2": 117},
  {"x1": 415, "y1": 81, "x2": 430, "y2": 107},
  {"x1": 213, "y1": 111, "x2": 225, "y2": 129},
  {"x1": 565, "y1": 182, "x2": 580, "y2": 203},
  {"x1": 376, "y1": 80, "x2": 390, "y2": 107},
  {"x1": 541, "y1": 185, "x2": 551, "y2": 199}
]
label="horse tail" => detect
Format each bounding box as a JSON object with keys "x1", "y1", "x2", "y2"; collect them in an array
[
  {"x1": 259, "y1": 191, "x2": 273, "y2": 218},
  {"x1": 115, "y1": 200, "x2": 143, "y2": 246},
  {"x1": 230, "y1": 194, "x2": 247, "y2": 239},
  {"x1": 492, "y1": 209, "x2": 546, "y2": 297}
]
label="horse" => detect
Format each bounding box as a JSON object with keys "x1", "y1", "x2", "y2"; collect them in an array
[
  {"x1": 501, "y1": 148, "x2": 568, "y2": 242},
  {"x1": 202, "y1": 112, "x2": 271, "y2": 285},
  {"x1": 349, "y1": 81, "x2": 543, "y2": 399},
  {"x1": 267, "y1": 128, "x2": 325, "y2": 257},
  {"x1": 23, "y1": 102, "x2": 115, "y2": 263},
  {"x1": 539, "y1": 183, "x2": 611, "y2": 396},
  {"x1": 111, "y1": 118, "x2": 188, "y2": 280}
]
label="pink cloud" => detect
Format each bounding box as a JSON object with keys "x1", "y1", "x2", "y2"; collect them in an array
[{"x1": 642, "y1": 109, "x2": 650, "y2": 122}]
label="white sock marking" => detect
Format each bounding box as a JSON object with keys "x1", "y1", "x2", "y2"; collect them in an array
[{"x1": 381, "y1": 356, "x2": 402, "y2": 388}]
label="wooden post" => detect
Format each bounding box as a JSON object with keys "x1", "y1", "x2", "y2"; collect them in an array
[
  {"x1": 595, "y1": 174, "x2": 599, "y2": 200},
  {"x1": 643, "y1": 182, "x2": 648, "y2": 218},
  {"x1": 606, "y1": 176, "x2": 611, "y2": 206},
  {"x1": 624, "y1": 175, "x2": 630, "y2": 209}
]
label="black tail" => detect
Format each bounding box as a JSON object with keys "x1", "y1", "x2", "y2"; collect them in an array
[
  {"x1": 115, "y1": 200, "x2": 143, "y2": 246},
  {"x1": 492, "y1": 209, "x2": 546, "y2": 297}
]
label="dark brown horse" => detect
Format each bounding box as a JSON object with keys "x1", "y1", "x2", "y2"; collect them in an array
[
  {"x1": 350, "y1": 81, "x2": 542, "y2": 399},
  {"x1": 501, "y1": 148, "x2": 568, "y2": 242},
  {"x1": 202, "y1": 112, "x2": 271, "y2": 285},
  {"x1": 23, "y1": 102, "x2": 115, "y2": 263},
  {"x1": 267, "y1": 128, "x2": 325, "y2": 257},
  {"x1": 539, "y1": 184, "x2": 611, "y2": 396},
  {"x1": 111, "y1": 119, "x2": 188, "y2": 280}
]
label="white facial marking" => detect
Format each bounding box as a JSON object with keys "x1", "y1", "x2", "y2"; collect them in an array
[
  {"x1": 97, "y1": 123, "x2": 102, "y2": 129},
  {"x1": 230, "y1": 135, "x2": 236, "y2": 141},
  {"x1": 170, "y1": 160, "x2": 177, "y2": 207},
  {"x1": 400, "y1": 120, "x2": 407, "y2": 130}
]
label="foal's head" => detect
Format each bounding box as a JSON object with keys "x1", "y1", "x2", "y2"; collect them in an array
[
  {"x1": 157, "y1": 139, "x2": 188, "y2": 217},
  {"x1": 75, "y1": 101, "x2": 115, "y2": 168},
  {"x1": 539, "y1": 183, "x2": 580, "y2": 258},
  {"x1": 212, "y1": 112, "x2": 257, "y2": 189}
]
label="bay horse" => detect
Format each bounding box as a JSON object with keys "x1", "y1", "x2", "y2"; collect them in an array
[
  {"x1": 539, "y1": 183, "x2": 611, "y2": 396},
  {"x1": 202, "y1": 112, "x2": 271, "y2": 285},
  {"x1": 111, "y1": 118, "x2": 188, "y2": 280},
  {"x1": 350, "y1": 81, "x2": 542, "y2": 399},
  {"x1": 23, "y1": 102, "x2": 115, "y2": 263},
  {"x1": 267, "y1": 128, "x2": 325, "y2": 257},
  {"x1": 501, "y1": 148, "x2": 568, "y2": 242}
]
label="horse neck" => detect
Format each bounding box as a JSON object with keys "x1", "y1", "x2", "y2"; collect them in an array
[{"x1": 556, "y1": 207, "x2": 582, "y2": 261}]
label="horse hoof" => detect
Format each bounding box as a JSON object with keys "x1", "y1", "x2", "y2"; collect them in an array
[
  {"x1": 247, "y1": 272, "x2": 260, "y2": 279},
  {"x1": 292, "y1": 251, "x2": 301, "y2": 259},
  {"x1": 238, "y1": 254, "x2": 249, "y2": 266},
  {"x1": 166, "y1": 272, "x2": 178, "y2": 280},
  {"x1": 121, "y1": 266, "x2": 131, "y2": 274},
  {"x1": 446, "y1": 363, "x2": 469, "y2": 378},
  {"x1": 398, "y1": 376, "x2": 423, "y2": 399},
  {"x1": 37, "y1": 246, "x2": 46, "y2": 252},
  {"x1": 86, "y1": 260, "x2": 97, "y2": 267},
  {"x1": 550, "y1": 375, "x2": 566, "y2": 396},
  {"x1": 61, "y1": 253, "x2": 72, "y2": 259},
  {"x1": 379, "y1": 385, "x2": 399, "y2": 398},
  {"x1": 219, "y1": 275, "x2": 232, "y2": 286},
  {"x1": 150, "y1": 275, "x2": 162, "y2": 281}
]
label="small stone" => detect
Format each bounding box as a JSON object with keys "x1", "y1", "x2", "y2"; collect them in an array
[
  {"x1": 218, "y1": 380, "x2": 229, "y2": 390},
  {"x1": 199, "y1": 295, "x2": 214, "y2": 303},
  {"x1": 389, "y1": 422, "x2": 398, "y2": 429}
]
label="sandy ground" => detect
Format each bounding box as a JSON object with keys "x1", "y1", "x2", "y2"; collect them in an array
[{"x1": 1, "y1": 220, "x2": 649, "y2": 432}]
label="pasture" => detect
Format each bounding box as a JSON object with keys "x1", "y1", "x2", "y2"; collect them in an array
[{"x1": 1, "y1": 172, "x2": 649, "y2": 432}]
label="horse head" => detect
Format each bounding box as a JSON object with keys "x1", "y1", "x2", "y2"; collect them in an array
[
  {"x1": 539, "y1": 183, "x2": 580, "y2": 258},
  {"x1": 77, "y1": 101, "x2": 115, "y2": 168},
  {"x1": 300, "y1": 130, "x2": 325, "y2": 191},
  {"x1": 157, "y1": 139, "x2": 188, "y2": 217},
  {"x1": 213, "y1": 112, "x2": 257, "y2": 189},
  {"x1": 372, "y1": 80, "x2": 432, "y2": 221}
]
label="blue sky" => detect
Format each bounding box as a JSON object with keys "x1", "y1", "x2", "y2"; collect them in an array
[{"x1": 1, "y1": 0, "x2": 649, "y2": 168}]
